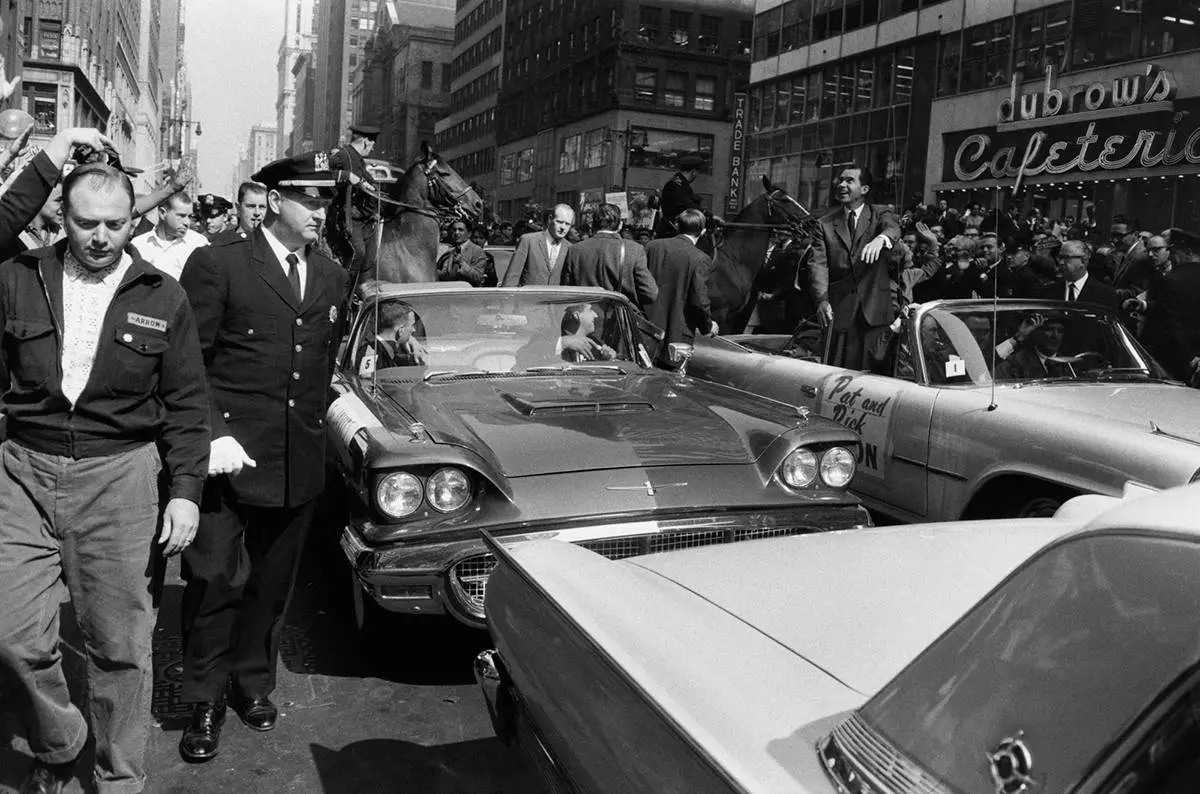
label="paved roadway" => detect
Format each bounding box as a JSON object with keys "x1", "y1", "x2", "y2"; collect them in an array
[{"x1": 0, "y1": 532, "x2": 534, "y2": 794}]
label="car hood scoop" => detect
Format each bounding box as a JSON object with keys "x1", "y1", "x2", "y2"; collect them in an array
[
  {"x1": 501, "y1": 391, "x2": 655, "y2": 417},
  {"x1": 388, "y1": 374, "x2": 799, "y2": 477}
]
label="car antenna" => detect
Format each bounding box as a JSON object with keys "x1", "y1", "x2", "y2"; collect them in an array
[
  {"x1": 372, "y1": 284, "x2": 380, "y2": 394},
  {"x1": 987, "y1": 183, "x2": 1001, "y2": 412}
]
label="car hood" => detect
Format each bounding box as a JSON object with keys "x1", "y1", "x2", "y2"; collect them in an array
[
  {"x1": 996, "y1": 381, "x2": 1200, "y2": 443},
  {"x1": 627, "y1": 518, "x2": 1077, "y2": 696},
  {"x1": 381, "y1": 372, "x2": 805, "y2": 477}
]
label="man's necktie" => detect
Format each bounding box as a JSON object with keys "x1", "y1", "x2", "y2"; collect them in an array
[
  {"x1": 286, "y1": 253, "x2": 302, "y2": 301},
  {"x1": 1068, "y1": 283, "x2": 1077, "y2": 301}
]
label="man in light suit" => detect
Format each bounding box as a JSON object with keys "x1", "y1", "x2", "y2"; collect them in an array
[
  {"x1": 502, "y1": 204, "x2": 575, "y2": 286},
  {"x1": 645, "y1": 209, "x2": 717, "y2": 365},
  {"x1": 809, "y1": 165, "x2": 900, "y2": 369}
]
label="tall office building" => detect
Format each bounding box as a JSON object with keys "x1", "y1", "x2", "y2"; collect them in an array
[
  {"x1": 490, "y1": 0, "x2": 753, "y2": 224},
  {"x1": 19, "y1": 0, "x2": 150, "y2": 168},
  {"x1": 433, "y1": 0, "x2": 505, "y2": 213},
  {"x1": 158, "y1": 0, "x2": 198, "y2": 177},
  {"x1": 277, "y1": 0, "x2": 317, "y2": 156},
  {"x1": 746, "y1": 0, "x2": 1200, "y2": 224},
  {"x1": 355, "y1": 0, "x2": 453, "y2": 165},
  {"x1": 233, "y1": 123, "x2": 278, "y2": 191},
  {"x1": 313, "y1": 0, "x2": 378, "y2": 149}
]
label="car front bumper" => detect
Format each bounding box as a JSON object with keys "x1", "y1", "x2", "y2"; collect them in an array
[{"x1": 340, "y1": 503, "x2": 872, "y2": 627}]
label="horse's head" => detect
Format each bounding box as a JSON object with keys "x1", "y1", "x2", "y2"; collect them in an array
[
  {"x1": 742, "y1": 175, "x2": 811, "y2": 228},
  {"x1": 419, "y1": 142, "x2": 483, "y2": 221}
]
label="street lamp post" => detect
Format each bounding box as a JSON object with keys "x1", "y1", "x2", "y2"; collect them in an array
[{"x1": 160, "y1": 116, "x2": 202, "y2": 160}]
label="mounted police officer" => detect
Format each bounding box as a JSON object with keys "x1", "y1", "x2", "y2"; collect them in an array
[
  {"x1": 328, "y1": 122, "x2": 380, "y2": 283},
  {"x1": 175, "y1": 151, "x2": 347, "y2": 763},
  {"x1": 654, "y1": 154, "x2": 706, "y2": 239}
]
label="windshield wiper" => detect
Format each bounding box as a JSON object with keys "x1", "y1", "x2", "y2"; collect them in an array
[{"x1": 423, "y1": 369, "x2": 479, "y2": 382}]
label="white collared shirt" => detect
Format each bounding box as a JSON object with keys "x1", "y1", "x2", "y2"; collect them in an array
[
  {"x1": 261, "y1": 224, "x2": 307, "y2": 300},
  {"x1": 62, "y1": 249, "x2": 133, "y2": 406},
  {"x1": 683, "y1": 233, "x2": 701, "y2": 246},
  {"x1": 1066, "y1": 272, "x2": 1088, "y2": 301},
  {"x1": 544, "y1": 231, "x2": 564, "y2": 266},
  {"x1": 131, "y1": 227, "x2": 208, "y2": 280}
]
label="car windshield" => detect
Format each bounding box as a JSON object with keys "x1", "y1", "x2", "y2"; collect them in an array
[
  {"x1": 348, "y1": 292, "x2": 643, "y2": 379},
  {"x1": 859, "y1": 534, "x2": 1200, "y2": 792},
  {"x1": 914, "y1": 304, "x2": 1169, "y2": 386}
]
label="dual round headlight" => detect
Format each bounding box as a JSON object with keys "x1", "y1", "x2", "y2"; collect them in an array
[
  {"x1": 780, "y1": 446, "x2": 857, "y2": 489},
  {"x1": 376, "y1": 467, "x2": 473, "y2": 518}
]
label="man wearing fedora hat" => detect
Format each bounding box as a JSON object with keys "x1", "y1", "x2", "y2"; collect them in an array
[
  {"x1": 175, "y1": 151, "x2": 347, "y2": 762},
  {"x1": 328, "y1": 122, "x2": 380, "y2": 285},
  {"x1": 654, "y1": 154, "x2": 707, "y2": 239}
]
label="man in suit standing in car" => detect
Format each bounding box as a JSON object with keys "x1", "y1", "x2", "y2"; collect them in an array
[
  {"x1": 176, "y1": 152, "x2": 347, "y2": 762},
  {"x1": 1042, "y1": 239, "x2": 1118, "y2": 312},
  {"x1": 501, "y1": 204, "x2": 575, "y2": 286},
  {"x1": 810, "y1": 164, "x2": 900, "y2": 369},
  {"x1": 645, "y1": 208, "x2": 717, "y2": 365}
]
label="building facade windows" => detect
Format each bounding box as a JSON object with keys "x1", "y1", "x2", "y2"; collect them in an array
[
  {"x1": 694, "y1": 76, "x2": 716, "y2": 111},
  {"x1": 664, "y1": 72, "x2": 686, "y2": 108},
  {"x1": 635, "y1": 68, "x2": 656, "y2": 103},
  {"x1": 628, "y1": 127, "x2": 713, "y2": 172},
  {"x1": 559, "y1": 133, "x2": 581, "y2": 173}
]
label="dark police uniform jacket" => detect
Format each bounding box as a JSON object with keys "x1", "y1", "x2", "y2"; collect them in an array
[
  {"x1": 180, "y1": 228, "x2": 346, "y2": 508},
  {"x1": 329, "y1": 144, "x2": 377, "y2": 221},
  {"x1": 654, "y1": 172, "x2": 704, "y2": 238}
]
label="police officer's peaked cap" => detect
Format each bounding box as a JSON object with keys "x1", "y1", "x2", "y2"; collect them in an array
[
  {"x1": 1166, "y1": 227, "x2": 1200, "y2": 250},
  {"x1": 349, "y1": 122, "x2": 381, "y2": 138},
  {"x1": 253, "y1": 151, "x2": 340, "y2": 198},
  {"x1": 198, "y1": 194, "x2": 232, "y2": 216},
  {"x1": 678, "y1": 154, "x2": 706, "y2": 169}
]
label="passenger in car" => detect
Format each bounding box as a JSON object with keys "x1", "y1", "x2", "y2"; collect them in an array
[
  {"x1": 995, "y1": 318, "x2": 1072, "y2": 380},
  {"x1": 515, "y1": 302, "x2": 618, "y2": 367},
  {"x1": 356, "y1": 300, "x2": 427, "y2": 376}
]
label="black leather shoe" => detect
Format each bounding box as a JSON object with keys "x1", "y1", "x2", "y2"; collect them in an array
[
  {"x1": 230, "y1": 691, "x2": 278, "y2": 731},
  {"x1": 179, "y1": 701, "x2": 226, "y2": 762},
  {"x1": 20, "y1": 760, "x2": 74, "y2": 794}
]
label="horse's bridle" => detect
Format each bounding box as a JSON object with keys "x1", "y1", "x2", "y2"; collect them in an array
[
  {"x1": 421, "y1": 158, "x2": 474, "y2": 220},
  {"x1": 762, "y1": 187, "x2": 809, "y2": 222}
]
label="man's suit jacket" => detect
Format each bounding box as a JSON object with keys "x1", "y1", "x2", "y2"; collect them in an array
[
  {"x1": 995, "y1": 346, "x2": 1072, "y2": 380},
  {"x1": 809, "y1": 203, "x2": 900, "y2": 331},
  {"x1": 560, "y1": 232, "x2": 658, "y2": 310},
  {"x1": 501, "y1": 230, "x2": 571, "y2": 286},
  {"x1": 644, "y1": 235, "x2": 713, "y2": 353},
  {"x1": 1039, "y1": 277, "x2": 1119, "y2": 312},
  {"x1": 1155, "y1": 263, "x2": 1200, "y2": 380},
  {"x1": 180, "y1": 228, "x2": 347, "y2": 508}
]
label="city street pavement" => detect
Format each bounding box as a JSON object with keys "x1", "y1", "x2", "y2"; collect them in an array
[{"x1": 0, "y1": 532, "x2": 534, "y2": 794}]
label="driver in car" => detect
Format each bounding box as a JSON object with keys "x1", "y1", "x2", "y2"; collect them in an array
[
  {"x1": 356, "y1": 301, "x2": 428, "y2": 376},
  {"x1": 995, "y1": 318, "x2": 1072, "y2": 379},
  {"x1": 516, "y1": 302, "x2": 618, "y2": 367}
]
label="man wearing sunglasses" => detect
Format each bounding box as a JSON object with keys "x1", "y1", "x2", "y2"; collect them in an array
[{"x1": 175, "y1": 152, "x2": 347, "y2": 763}]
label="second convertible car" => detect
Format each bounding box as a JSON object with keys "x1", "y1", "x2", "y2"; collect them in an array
[
  {"x1": 690, "y1": 299, "x2": 1200, "y2": 521},
  {"x1": 327, "y1": 283, "x2": 869, "y2": 629}
]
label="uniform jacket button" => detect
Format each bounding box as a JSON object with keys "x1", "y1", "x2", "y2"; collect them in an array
[
  {"x1": 223, "y1": 412, "x2": 230, "y2": 419},
  {"x1": 122, "y1": 332, "x2": 133, "y2": 343},
  {"x1": 295, "y1": 318, "x2": 303, "y2": 326},
  {"x1": 294, "y1": 344, "x2": 302, "y2": 352},
  {"x1": 248, "y1": 328, "x2": 255, "y2": 335},
  {"x1": 292, "y1": 372, "x2": 300, "y2": 380},
  {"x1": 287, "y1": 399, "x2": 295, "y2": 407}
]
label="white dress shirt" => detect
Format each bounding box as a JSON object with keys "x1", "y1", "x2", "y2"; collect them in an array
[
  {"x1": 130, "y1": 227, "x2": 208, "y2": 280},
  {"x1": 544, "y1": 232, "x2": 563, "y2": 267},
  {"x1": 61, "y1": 250, "x2": 133, "y2": 406},
  {"x1": 261, "y1": 225, "x2": 307, "y2": 300},
  {"x1": 1066, "y1": 272, "x2": 1088, "y2": 301}
]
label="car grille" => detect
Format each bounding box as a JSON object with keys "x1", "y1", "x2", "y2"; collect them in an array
[
  {"x1": 818, "y1": 712, "x2": 950, "y2": 794},
  {"x1": 451, "y1": 555, "x2": 498, "y2": 618},
  {"x1": 450, "y1": 522, "x2": 823, "y2": 618}
]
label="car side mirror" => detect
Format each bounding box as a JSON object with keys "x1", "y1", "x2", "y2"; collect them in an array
[{"x1": 668, "y1": 342, "x2": 694, "y2": 375}]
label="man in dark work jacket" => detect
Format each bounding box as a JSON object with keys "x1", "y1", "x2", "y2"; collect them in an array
[{"x1": 176, "y1": 151, "x2": 347, "y2": 762}]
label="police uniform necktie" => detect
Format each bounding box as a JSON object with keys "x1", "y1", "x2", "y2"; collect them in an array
[{"x1": 286, "y1": 253, "x2": 302, "y2": 301}]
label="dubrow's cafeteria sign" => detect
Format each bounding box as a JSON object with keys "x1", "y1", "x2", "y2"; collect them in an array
[{"x1": 944, "y1": 100, "x2": 1200, "y2": 183}]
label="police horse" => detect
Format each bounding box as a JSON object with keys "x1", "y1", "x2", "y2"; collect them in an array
[
  {"x1": 327, "y1": 142, "x2": 483, "y2": 290},
  {"x1": 703, "y1": 176, "x2": 815, "y2": 336}
]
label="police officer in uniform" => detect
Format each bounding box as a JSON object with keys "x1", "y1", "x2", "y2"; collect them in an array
[
  {"x1": 196, "y1": 194, "x2": 234, "y2": 242},
  {"x1": 209, "y1": 181, "x2": 268, "y2": 246},
  {"x1": 654, "y1": 154, "x2": 706, "y2": 239},
  {"x1": 329, "y1": 122, "x2": 380, "y2": 284},
  {"x1": 176, "y1": 152, "x2": 347, "y2": 762}
]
